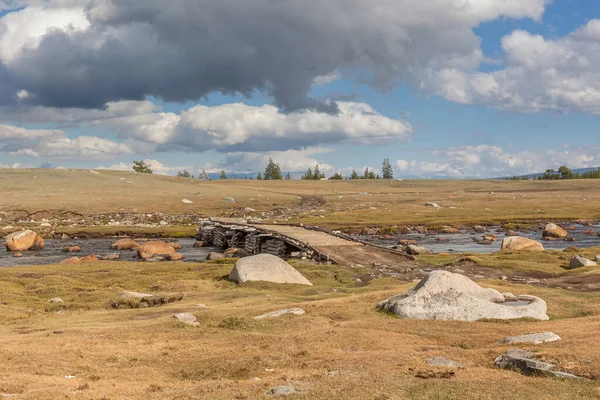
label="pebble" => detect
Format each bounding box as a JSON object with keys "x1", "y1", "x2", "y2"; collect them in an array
[{"x1": 267, "y1": 386, "x2": 297, "y2": 397}]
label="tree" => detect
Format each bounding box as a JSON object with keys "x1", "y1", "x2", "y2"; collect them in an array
[
  {"x1": 177, "y1": 170, "x2": 192, "y2": 178},
  {"x1": 313, "y1": 164, "x2": 324, "y2": 180},
  {"x1": 264, "y1": 158, "x2": 283, "y2": 180},
  {"x1": 542, "y1": 169, "x2": 557, "y2": 180},
  {"x1": 363, "y1": 167, "x2": 375, "y2": 179},
  {"x1": 329, "y1": 172, "x2": 343, "y2": 180},
  {"x1": 220, "y1": 170, "x2": 228, "y2": 179},
  {"x1": 382, "y1": 158, "x2": 394, "y2": 179},
  {"x1": 302, "y1": 167, "x2": 314, "y2": 180},
  {"x1": 285, "y1": 172, "x2": 291, "y2": 180},
  {"x1": 132, "y1": 160, "x2": 153, "y2": 174},
  {"x1": 558, "y1": 165, "x2": 575, "y2": 180},
  {"x1": 350, "y1": 169, "x2": 359, "y2": 180},
  {"x1": 198, "y1": 169, "x2": 209, "y2": 180},
  {"x1": 257, "y1": 172, "x2": 263, "y2": 180}
]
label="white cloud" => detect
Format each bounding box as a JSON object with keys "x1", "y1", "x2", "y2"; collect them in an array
[
  {"x1": 0, "y1": 123, "x2": 132, "y2": 160},
  {"x1": 313, "y1": 71, "x2": 341, "y2": 86},
  {"x1": 396, "y1": 145, "x2": 600, "y2": 178},
  {"x1": 223, "y1": 147, "x2": 336, "y2": 173},
  {"x1": 419, "y1": 19, "x2": 600, "y2": 114}
]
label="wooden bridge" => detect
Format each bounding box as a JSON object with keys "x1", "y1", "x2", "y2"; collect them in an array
[{"x1": 198, "y1": 218, "x2": 414, "y2": 266}]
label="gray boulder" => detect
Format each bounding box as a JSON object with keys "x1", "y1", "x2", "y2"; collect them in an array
[
  {"x1": 494, "y1": 349, "x2": 580, "y2": 379},
  {"x1": 405, "y1": 245, "x2": 433, "y2": 255},
  {"x1": 377, "y1": 271, "x2": 548, "y2": 322},
  {"x1": 173, "y1": 313, "x2": 199, "y2": 326},
  {"x1": 254, "y1": 308, "x2": 305, "y2": 320},
  {"x1": 568, "y1": 255, "x2": 597, "y2": 269},
  {"x1": 229, "y1": 254, "x2": 312, "y2": 286},
  {"x1": 267, "y1": 386, "x2": 297, "y2": 397},
  {"x1": 427, "y1": 357, "x2": 462, "y2": 368},
  {"x1": 500, "y1": 332, "x2": 561, "y2": 345}
]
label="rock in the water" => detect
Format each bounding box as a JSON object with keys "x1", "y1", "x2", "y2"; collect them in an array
[
  {"x1": 48, "y1": 298, "x2": 64, "y2": 304},
  {"x1": 427, "y1": 357, "x2": 462, "y2": 368},
  {"x1": 207, "y1": 252, "x2": 225, "y2": 261},
  {"x1": 440, "y1": 227, "x2": 459, "y2": 234},
  {"x1": 543, "y1": 223, "x2": 568, "y2": 238},
  {"x1": 110, "y1": 238, "x2": 140, "y2": 251},
  {"x1": 568, "y1": 255, "x2": 597, "y2": 269},
  {"x1": 501, "y1": 236, "x2": 544, "y2": 251},
  {"x1": 473, "y1": 225, "x2": 487, "y2": 233},
  {"x1": 483, "y1": 234, "x2": 497, "y2": 242},
  {"x1": 425, "y1": 202, "x2": 441, "y2": 208},
  {"x1": 193, "y1": 241, "x2": 205, "y2": 248},
  {"x1": 173, "y1": 313, "x2": 199, "y2": 326},
  {"x1": 254, "y1": 308, "x2": 305, "y2": 320},
  {"x1": 13, "y1": 252, "x2": 23, "y2": 258},
  {"x1": 377, "y1": 271, "x2": 549, "y2": 322},
  {"x1": 267, "y1": 386, "x2": 296, "y2": 397},
  {"x1": 5, "y1": 230, "x2": 45, "y2": 251},
  {"x1": 167, "y1": 252, "x2": 184, "y2": 261},
  {"x1": 79, "y1": 254, "x2": 98, "y2": 263},
  {"x1": 100, "y1": 253, "x2": 121, "y2": 260},
  {"x1": 137, "y1": 241, "x2": 176, "y2": 260},
  {"x1": 500, "y1": 332, "x2": 561, "y2": 345},
  {"x1": 224, "y1": 248, "x2": 241, "y2": 257},
  {"x1": 405, "y1": 245, "x2": 433, "y2": 255},
  {"x1": 181, "y1": 199, "x2": 193, "y2": 204},
  {"x1": 494, "y1": 349, "x2": 580, "y2": 379},
  {"x1": 399, "y1": 239, "x2": 417, "y2": 246},
  {"x1": 60, "y1": 256, "x2": 81, "y2": 265},
  {"x1": 62, "y1": 246, "x2": 81, "y2": 253},
  {"x1": 168, "y1": 242, "x2": 182, "y2": 250},
  {"x1": 229, "y1": 254, "x2": 313, "y2": 286}
]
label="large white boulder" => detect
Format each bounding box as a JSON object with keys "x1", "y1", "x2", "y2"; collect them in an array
[
  {"x1": 229, "y1": 254, "x2": 312, "y2": 286},
  {"x1": 377, "y1": 271, "x2": 548, "y2": 322}
]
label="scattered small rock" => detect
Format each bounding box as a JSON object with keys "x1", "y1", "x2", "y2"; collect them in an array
[
  {"x1": 207, "y1": 252, "x2": 226, "y2": 261},
  {"x1": 223, "y1": 197, "x2": 236, "y2": 203},
  {"x1": 267, "y1": 386, "x2": 297, "y2": 397},
  {"x1": 48, "y1": 298, "x2": 64, "y2": 304},
  {"x1": 173, "y1": 313, "x2": 199, "y2": 326},
  {"x1": 100, "y1": 253, "x2": 121, "y2": 260},
  {"x1": 62, "y1": 246, "x2": 81, "y2": 253},
  {"x1": 405, "y1": 245, "x2": 433, "y2": 255},
  {"x1": 568, "y1": 255, "x2": 597, "y2": 269},
  {"x1": 500, "y1": 332, "x2": 561, "y2": 345},
  {"x1": 425, "y1": 202, "x2": 441, "y2": 208},
  {"x1": 254, "y1": 308, "x2": 305, "y2": 320},
  {"x1": 399, "y1": 239, "x2": 417, "y2": 246},
  {"x1": 494, "y1": 349, "x2": 580, "y2": 379},
  {"x1": 181, "y1": 199, "x2": 194, "y2": 204},
  {"x1": 193, "y1": 240, "x2": 205, "y2": 248},
  {"x1": 13, "y1": 253, "x2": 23, "y2": 258},
  {"x1": 427, "y1": 357, "x2": 462, "y2": 368},
  {"x1": 110, "y1": 238, "x2": 140, "y2": 251},
  {"x1": 166, "y1": 252, "x2": 184, "y2": 261},
  {"x1": 542, "y1": 223, "x2": 568, "y2": 239}
]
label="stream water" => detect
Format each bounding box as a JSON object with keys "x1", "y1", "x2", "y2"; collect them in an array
[
  {"x1": 0, "y1": 238, "x2": 218, "y2": 267},
  {"x1": 356, "y1": 224, "x2": 600, "y2": 254}
]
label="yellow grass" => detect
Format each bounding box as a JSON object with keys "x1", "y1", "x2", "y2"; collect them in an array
[
  {"x1": 1, "y1": 169, "x2": 600, "y2": 230},
  {"x1": 0, "y1": 260, "x2": 599, "y2": 399}
]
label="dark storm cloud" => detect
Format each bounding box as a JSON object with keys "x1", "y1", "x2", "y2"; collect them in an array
[{"x1": 1, "y1": 0, "x2": 544, "y2": 113}]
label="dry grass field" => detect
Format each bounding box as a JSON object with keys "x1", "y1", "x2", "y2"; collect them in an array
[
  {"x1": 1, "y1": 168, "x2": 600, "y2": 231},
  {"x1": 2, "y1": 168, "x2": 600, "y2": 399},
  {"x1": 1, "y1": 260, "x2": 600, "y2": 400}
]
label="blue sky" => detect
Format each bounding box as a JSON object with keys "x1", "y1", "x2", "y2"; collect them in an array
[{"x1": 1, "y1": 0, "x2": 599, "y2": 178}]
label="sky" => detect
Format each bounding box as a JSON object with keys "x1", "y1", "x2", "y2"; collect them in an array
[{"x1": 1, "y1": 0, "x2": 600, "y2": 179}]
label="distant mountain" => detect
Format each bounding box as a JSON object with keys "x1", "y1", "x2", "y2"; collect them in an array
[{"x1": 499, "y1": 167, "x2": 600, "y2": 180}]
